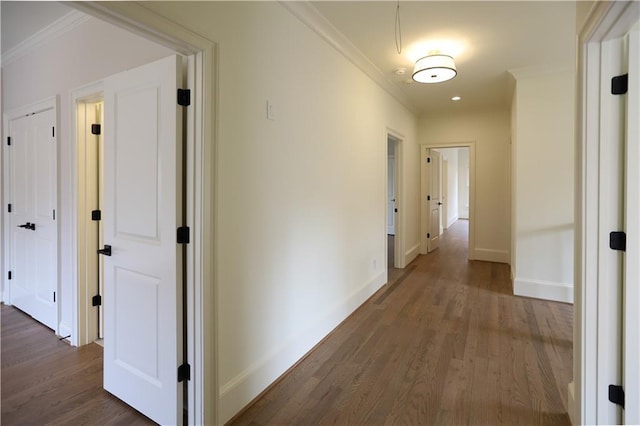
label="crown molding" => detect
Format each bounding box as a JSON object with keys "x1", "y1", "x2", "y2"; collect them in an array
[
  {"x1": 279, "y1": 1, "x2": 418, "y2": 115},
  {"x1": 2, "y1": 10, "x2": 91, "y2": 67}
]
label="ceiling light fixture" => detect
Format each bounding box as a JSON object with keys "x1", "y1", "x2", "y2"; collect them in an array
[
  {"x1": 412, "y1": 54, "x2": 457, "y2": 84},
  {"x1": 451, "y1": 96, "x2": 461, "y2": 101}
]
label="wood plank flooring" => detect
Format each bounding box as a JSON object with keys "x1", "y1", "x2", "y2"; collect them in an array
[
  {"x1": 229, "y1": 220, "x2": 573, "y2": 425},
  {"x1": 1, "y1": 304, "x2": 154, "y2": 425}
]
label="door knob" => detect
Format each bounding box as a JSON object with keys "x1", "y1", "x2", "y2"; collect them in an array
[
  {"x1": 18, "y1": 222, "x2": 35, "y2": 230},
  {"x1": 98, "y1": 245, "x2": 112, "y2": 256},
  {"x1": 437, "y1": 202, "x2": 443, "y2": 206}
]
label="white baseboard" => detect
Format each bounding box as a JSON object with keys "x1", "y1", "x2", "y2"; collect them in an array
[
  {"x1": 219, "y1": 271, "x2": 387, "y2": 423},
  {"x1": 473, "y1": 248, "x2": 509, "y2": 263},
  {"x1": 446, "y1": 215, "x2": 459, "y2": 229},
  {"x1": 58, "y1": 321, "x2": 72, "y2": 341},
  {"x1": 514, "y1": 277, "x2": 573, "y2": 303},
  {"x1": 404, "y1": 243, "x2": 420, "y2": 265},
  {"x1": 568, "y1": 381, "x2": 575, "y2": 424}
]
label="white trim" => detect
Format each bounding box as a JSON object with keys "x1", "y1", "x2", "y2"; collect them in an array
[
  {"x1": 624, "y1": 22, "x2": 640, "y2": 426},
  {"x1": 65, "y1": 2, "x2": 217, "y2": 424},
  {"x1": 446, "y1": 215, "x2": 459, "y2": 229},
  {"x1": 514, "y1": 277, "x2": 573, "y2": 304},
  {"x1": 575, "y1": 2, "x2": 640, "y2": 424},
  {"x1": 280, "y1": 2, "x2": 418, "y2": 115},
  {"x1": 69, "y1": 80, "x2": 104, "y2": 348},
  {"x1": 420, "y1": 142, "x2": 477, "y2": 261},
  {"x1": 404, "y1": 243, "x2": 420, "y2": 265},
  {"x1": 1, "y1": 11, "x2": 90, "y2": 67},
  {"x1": 219, "y1": 270, "x2": 387, "y2": 423},
  {"x1": 473, "y1": 248, "x2": 509, "y2": 264},
  {"x1": 386, "y1": 128, "x2": 406, "y2": 269},
  {"x1": 568, "y1": 381, "x2": 576, "y2": 424}
]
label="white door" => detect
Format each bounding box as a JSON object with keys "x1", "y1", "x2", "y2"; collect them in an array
[
  {"x1": 624, "y1": 23, "x2": 639, "y2": 426},
  {"x1": 102, "y1": 55, "x2": 184, "y2": 425},
  {"x1": 442, "y1": 159, "x2": 448, "y2": 230},
  {"x1": 428, "y1": 150, "x2": 441, "y2": 252},
  {"x1": 8, "y1": 109, "x2": 57, "y2": 330},
  {"x1": 387, "y1": 156, "x2": 396, "y2": 235}
]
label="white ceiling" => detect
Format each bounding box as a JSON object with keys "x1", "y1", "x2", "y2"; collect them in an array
[
  {"x1": 1, "y1": 1, "x2": 576, "y2": 115},
  {"x1": 311, "y1": 1, "x2": 576, "y2": 114}
]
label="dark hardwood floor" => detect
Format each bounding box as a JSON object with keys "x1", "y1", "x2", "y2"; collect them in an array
[
  {"x1": 229, "y1": 220, "x2": 573, "y2": 425},
  {"x1": 1, "y1": 304, "x2": 154, "y2": 425}
]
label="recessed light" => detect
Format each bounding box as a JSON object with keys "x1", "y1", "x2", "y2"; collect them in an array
[
  {"x1": 451, "y1": 96, "x2": 462, "y2": 101},
  {"x1": 395, "y1": 68, "x2": 407, "y2": 76}
]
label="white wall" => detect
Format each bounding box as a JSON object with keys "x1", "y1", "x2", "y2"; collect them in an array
[
  {"x1": 418, "y1": 110, "x2": 511, "y2": 263},
  {"x1": 1, "y1": 16, "x2": 175, "y2": 338},
  {"x1": 510, "y1": 68, "x2": 575, "y2": 303},
  {"x1": 135, "y1": 2, "x2": 421, "y2": 422}
]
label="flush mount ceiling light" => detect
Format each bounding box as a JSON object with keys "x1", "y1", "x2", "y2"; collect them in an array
[{"x1": 412, "y1": 54, "x2": 457, "y2": 83}]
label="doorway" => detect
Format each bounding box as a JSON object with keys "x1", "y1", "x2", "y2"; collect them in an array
[
  {"x1": 420, "y1": 143, "x2": 476, "y2": 258},
  {"x1": 74, "y1": 90, "x2": 105, "y2": 345},
  {"x1": 387, "y1": 133, "x2": 404, "y2": 279},
  {"x1": 433, "y1": 147, "x2": 470, "y2": 233}
]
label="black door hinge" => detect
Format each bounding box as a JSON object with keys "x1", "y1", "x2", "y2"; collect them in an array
[
  {"x1": 52, "y1": 127, "x2": 55, "y2": 137},
  {"x1": 91, "y1": 210, "x2": 101, "y2": 221},
  {"x1": 427, "y1": 195, "x2": 431, "y2": 201},
  {"x1": 91, "y1": 124, "x2": 101, "y2": 135},
  {"x1": 92, "y1": 295, "x2": 102, "y2": 307},
  {"x1": 8, "y1": 204, "x2": 12, "y2": 213},
  {"x1": 7, "y1": 137, "x2": 11, "y2": 146},
  {"x1": 612, "y1": 74, "x2": 628, "y2": 95},
  {"x1": 609, "y1": 384, "x2": 625, "y2": 408},
  {"x1": 177, "y1": 89, "x2": 191, "y2": 107},
  {"x1": 178, "y1": 363, "x2": 191, "y2": 382},
  {"x1": 609, "y1": 231, "x2": 626, "y2": 251},
  {"x1": 427, "y1": 233, "x2": 431, "y2": 238},
  {"x1": 53, "y1": 291, "x2": 56, "y2": 303},
  {"x1": 177, "y1": 226, "x2": 190, "y2": 244},
  {"x1": 53, "y1": 209, "x2": 56, "y2": 220},
  {"x1": 427, "y1": 157, "x2": 431, "y2": 163},
  {"x1": 8, "y1": 271, "x2": 12, "y2": 280}
]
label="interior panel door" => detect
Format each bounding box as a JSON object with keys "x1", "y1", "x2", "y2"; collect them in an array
[
  {"x1": 9, "y1": 109, "x2": 57, "y2": 330},
  {"x1": 102, "y1": 55, "x2": 183, "y2": 425},
  {"x1": 428, "y1": 150, "x2": 441, "y2": 252}
]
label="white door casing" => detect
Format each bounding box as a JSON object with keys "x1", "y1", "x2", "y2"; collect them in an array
[
  {"x1": 387, "y1": 155, "x2": 396, "y2": 235},
  {"x1": 624, "y1": 22, "x2": 640, "y2": 426},
  {"x1": 7, "y1": 108, "x2": 58, "y2": 331},
  {"x1": 575, "y1": 3, "x2": 640, "y2": 424},
  {"x1": 103, "y1": 55, "x2": 183, "y2": 425},
  {"x1": 428, "y1": 149, "x2": 441, "y2": 253}
]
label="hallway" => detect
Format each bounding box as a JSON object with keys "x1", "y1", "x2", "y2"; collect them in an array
[{"x1": 230, "y1": 220, "x2": 573, "y2": 425}]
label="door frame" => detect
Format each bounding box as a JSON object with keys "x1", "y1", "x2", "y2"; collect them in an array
[
  {"x1": 574, "y1": 1, "x2": 640, "y2": 424},
  {"x1": 2, "y1": 96, "x2": 60, "y2": 335},
  {"x1": 71, "y1": 81, "x2": 104, "y2": 347},
  {"x1": 386, "y1": 129, "x2": 405, "y2": 269},
  {"x1": 420, "y1": 142, "x2": 476, "y2": 257},
  {"x1": 67, "y1": 2, "x2": 217, "y2": 424}
]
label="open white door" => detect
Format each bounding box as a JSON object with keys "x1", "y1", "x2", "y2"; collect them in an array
[
  {"x1": 427, "y1": 149, "x2": 442, "y2": 252},
  {"x1": 8, "y1": 109, "x2": 58, "y2": 330},
  {"x1": 102, "y1": 55, "x2": 184, "y2": 425}
]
